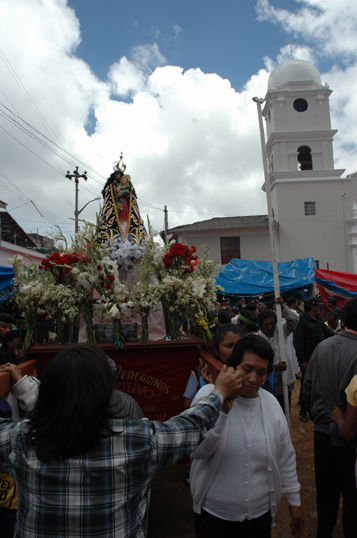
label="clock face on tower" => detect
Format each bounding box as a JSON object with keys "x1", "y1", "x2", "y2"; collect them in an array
[{"x1": 293, "y1": 98, "x2": 308, "y2": 112}]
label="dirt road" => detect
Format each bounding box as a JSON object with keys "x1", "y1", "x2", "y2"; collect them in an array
[{"x1": 148, "y1": 382, "x2": 345, "y2": 537}]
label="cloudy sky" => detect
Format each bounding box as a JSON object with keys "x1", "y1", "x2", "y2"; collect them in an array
[{"x1": 0, "y1": 0, "x2": 357, "y2": 241}]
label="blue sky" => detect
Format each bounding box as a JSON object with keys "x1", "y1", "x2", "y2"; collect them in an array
[
  {"x1": 0, "y1": 0, "x2": 357, "y2": 240},
  {"x1": 68, "y1": 0, "x2": 293, "y2": 90}
]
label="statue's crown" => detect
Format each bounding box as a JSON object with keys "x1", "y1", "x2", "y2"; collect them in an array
[{"x1": 113, "y1": 152, "x2": 127, "y2": 174}]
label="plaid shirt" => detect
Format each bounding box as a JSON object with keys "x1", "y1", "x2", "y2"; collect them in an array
[{"x1": 0, "y1": 390, "x2": 222, "y2": 537}]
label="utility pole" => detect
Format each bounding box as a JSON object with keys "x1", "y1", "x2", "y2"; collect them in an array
[
  {"x1": 253, "y1": 96, "x2": 290, "y2": 429},
  {"x1": 0, "y1": 201, "x2": 8, "y2": 245},
  {"x1": 65, "y1": 167, "x2": 88, "y2": 235},
  {"x1": 164, "y1": 205, "x2": 168, "y2": 243}
]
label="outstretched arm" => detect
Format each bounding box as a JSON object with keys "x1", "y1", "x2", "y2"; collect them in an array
[
  {"x1": 0, "y1": 363, "x2": 39, "y2": 415},
  {"x1": 153, "y1": 366, "x2": 242, "y2": 470}
]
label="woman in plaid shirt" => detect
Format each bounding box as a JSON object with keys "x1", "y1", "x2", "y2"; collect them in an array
[{"x1": 0, "y1": 345, "x2": 242, "y2": 537}]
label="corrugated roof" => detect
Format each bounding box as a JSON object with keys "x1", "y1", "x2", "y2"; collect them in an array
[{"x1": 168, "y1": 215, "x2": 269, "y2": 233}]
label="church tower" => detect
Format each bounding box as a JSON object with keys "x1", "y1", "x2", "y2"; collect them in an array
[{"x1": 262, "y1": 57, "x2": 357, "y2": 271}]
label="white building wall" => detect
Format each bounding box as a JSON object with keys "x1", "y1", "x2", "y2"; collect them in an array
[
  {"x1": 176, "y1": 233, "x2": 220, "y2": 264},
  {"x1": 0, "y1": 240, "x2": 45, "y2": 267},
  {"x1": 270, "y1": 92, "x2": 332, "y2": 132},
  {"x1": 272, "y1": 180, "x2": 350, "y2": 270},
  {"x1": 240, "y1": 233, "x2": 271, "y2": 260},
  {"x1": 176, "y1": 230, "x2": 271, "y2": 266}
]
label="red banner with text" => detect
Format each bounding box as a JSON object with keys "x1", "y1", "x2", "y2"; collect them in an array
[{"x1": 114, "y1": 344, "x2": 199, "y2": 420}]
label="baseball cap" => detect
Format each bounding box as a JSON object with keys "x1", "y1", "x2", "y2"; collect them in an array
[{"x1": 304, "y1": 296, "x2": 323, "y2": 308}]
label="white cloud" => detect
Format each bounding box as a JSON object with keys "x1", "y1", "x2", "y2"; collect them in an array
[
  {"x1": 0, "y1": 0, "x2": 356, "y2": 247},
  {"x1": 108, "y1": 57, "x2": 145, "y2": 97},
  {"x1": 0, "y1": 0, "x2": 270, "y2": 240},
  {"x1": 256, "y1": 0, "x2": 357, "y2": 59},
  {"x1": 256, "y1": 0, "x2": 357, "y2": 189},
  {"x1": 130, "y1": 43, "x2": 166, "y2": 73},
  {"x1": 172, "y1": 24, "x2": 183, "y2": 39},
  {"x1": 323, "y1": 63, "x2": 357, "y2": 172}
]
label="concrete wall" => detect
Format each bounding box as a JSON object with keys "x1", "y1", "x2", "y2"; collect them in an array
[
  {"x1": 270, "y1": 93, "x2": 332, "y2": 133},
  {"x1": 176, "y1": 229, "x2": 271, "y2": 266},
  {"x1": 0, "y1": 240, "x2": 45, "y2": 267},
  {"x1": 272, "y1": 180, "x2": 351, "y2": 270}
]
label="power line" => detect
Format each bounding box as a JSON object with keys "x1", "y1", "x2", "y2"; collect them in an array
[
  {"x1": 0, "y1": 100, "x2": 171, "y2": 224},
  {"x1": 0, "y1": 87, "x2": 20, "y2": 115},
  {"x1": 0, "y1": 169, "x2": 28, "y2": 202},
  {"x1": 137, "y1": 197, "x2": 164, "y2": 211},
  {"x1": 0, "y1": 124, "x2": 64, "y2": 176},
  {"x1": 0, "y1": 108, "x2": 75, "y2": 168},
  {"x1": 0, "y1": 101, "x2": 166, "y2": 211},
  {"x1": 0, "y1": 101, "x2": 106, "y2": 185},
  {"x1": 0, "y1": 48, "x2": 56, "y2": 140}
]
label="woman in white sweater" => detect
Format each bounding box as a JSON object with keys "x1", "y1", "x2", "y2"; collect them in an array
[{"x1": 190, "y1": 334, "x2": 304, "y2": 538}]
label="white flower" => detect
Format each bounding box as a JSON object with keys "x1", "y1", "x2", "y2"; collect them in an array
[
  {"x1": 109, "y1": 304, "x2": 120, "y2": 318},
  {"x1": 192, "y1": 278, "x2": 206, "y2": 298}
]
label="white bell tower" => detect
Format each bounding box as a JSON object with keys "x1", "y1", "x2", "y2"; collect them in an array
[
  {"x1": 260, "y1": 57, "x2": 357, "y2": 271},
  {"x1": 263, "y1": 58, "x2": 341, "y2": 176}
]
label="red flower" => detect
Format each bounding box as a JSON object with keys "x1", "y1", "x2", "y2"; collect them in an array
[
  {"x1": 105, "y1": 283, "x2": 112, "y2": 290},
  {"x1": 163, "y1": 242, "x2": 199, "y2": 272},
  {"x1": 108, "y1": 274, "x2": 115, "y2": 281}
]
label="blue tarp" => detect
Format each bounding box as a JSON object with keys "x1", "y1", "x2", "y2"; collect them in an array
[
  {"x1": 215, "y1": 257, "x2": 316, "y2": 296},
  {"x1": 0, "y1": 266, "x2": 14, "y2": 304}
]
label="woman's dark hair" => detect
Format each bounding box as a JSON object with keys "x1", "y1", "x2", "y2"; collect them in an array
[
  {"x1": 245, "y1": 301, "x2": 258, "y2": 312},
  {"x1": 29, "y1": 345, "x2": 114, "y2": 461},
  {"x1": 341, "y1": 297, "x2": 357, "y2": 331},
  {"x1": 0, "y1": 329, "x2": 26, "y2": 365},
  {"x1": 1, "y1": 329, "x2": 24, "y2": 350},
  {"x1": 227, "y1": 334, "x2": 274, "y2": 373},
  {"x1": 0, "y1": 313, "x2": 15, "y2": 325},
  {"x1": 217, "y1": 308, "x2": 231, "y2": 324},
  {"x1": 213, "y1": 323, "x2": 243, "y2": 356}
]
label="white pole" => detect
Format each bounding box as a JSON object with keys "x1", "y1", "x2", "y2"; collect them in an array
[{"x1": 252, "y1": 97, "x2": 290, "y2": 429}]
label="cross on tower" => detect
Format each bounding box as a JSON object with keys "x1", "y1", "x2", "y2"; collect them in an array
[{"x1": 285, "y1": 39, "x2": 296, "y2": 58}]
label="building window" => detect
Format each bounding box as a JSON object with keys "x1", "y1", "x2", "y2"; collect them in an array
[
  {"x1": 220, "y1": 237, "x2": 240, "y2": 264},
  {"x1": 297, "y1": 145, "x2": 312, "y2": 170},
  {"x1": 304, "y1": 201, "x2": 316, "y2": 216},
  {"x1": 269, "y1": 153, "x2": 274, "y2": 172},
  {"x1": 293, "y1": 98, "x2": 308, "y2": 112}
]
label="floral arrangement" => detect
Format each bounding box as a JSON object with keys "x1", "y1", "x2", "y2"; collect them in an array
[
  {"x1": 12, "y1": 256, "x2": 49, "y2": 348},
  {"x1": 11, "y1": 217, "x2": 217, "y2": 347},
  {"x1": 40, "y1": 251, "x2": 91, "y2": 283},
  {"x1": 161, "y1": 239, "x2": 216, "y2": 340},
  {"x1": 94, "y1": 253, "x2": 131, "y2": 348},
  {"x1": 136, "y1": 223, "x2": 217, "y2": 342}
]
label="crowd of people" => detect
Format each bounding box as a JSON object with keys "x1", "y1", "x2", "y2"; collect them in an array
[
  {"x1": 0, "y1": 293, "x2": 355, "y2": 537},
  {"x1": 183, "y1": 292, "x2": 356, "y2": 537}
]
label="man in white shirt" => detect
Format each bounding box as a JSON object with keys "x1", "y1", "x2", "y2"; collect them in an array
[{"x1": 258, "y1": 298, "x2": 299, "y2": 414}]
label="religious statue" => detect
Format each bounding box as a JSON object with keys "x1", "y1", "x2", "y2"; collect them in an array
[{"x1": 97, "y1": 154, "x2": 146, "y2": 244}]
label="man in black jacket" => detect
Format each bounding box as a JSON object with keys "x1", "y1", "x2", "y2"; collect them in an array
[
  {"x1": 293, "y1": 296, "x2": 332, "y2": 421},
  {"x1": 302, "y1": 297, "x2": 357, "y2": 538}
]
